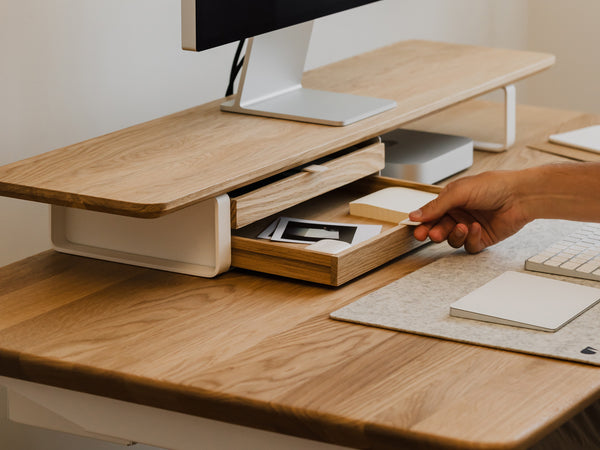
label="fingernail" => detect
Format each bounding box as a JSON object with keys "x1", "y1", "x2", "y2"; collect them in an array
[{"x1": 409, "y1": 209, "x2": 422, "y2": 220}]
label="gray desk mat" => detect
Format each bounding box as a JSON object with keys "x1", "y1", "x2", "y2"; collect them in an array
[{"x1": 331, "y1": 220, "x2": 600, "y2": 366}]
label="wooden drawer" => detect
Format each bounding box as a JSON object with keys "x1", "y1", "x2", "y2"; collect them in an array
[
  {"x1": 230, "y1": 139, "x2": 384, "y2": 229},
  {"x1": 231, "y1": 176, "x2": 441, "y2": 286}
]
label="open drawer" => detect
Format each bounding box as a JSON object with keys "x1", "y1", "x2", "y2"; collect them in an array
[
  {"x1": 230, "y1": 138, "x2": 384, "y2": 229},
  {"x1": 231, "y1": 176, "x2": 441, "y2": 286}
]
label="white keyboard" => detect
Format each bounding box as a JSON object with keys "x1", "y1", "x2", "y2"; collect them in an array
[{"x1": 525, "y1": 223, "x2": 600, "y2": 282}]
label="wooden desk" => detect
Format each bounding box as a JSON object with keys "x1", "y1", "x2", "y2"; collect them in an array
[{"x1": 1, "y1": 102, "x2": 600, "y2": 449}]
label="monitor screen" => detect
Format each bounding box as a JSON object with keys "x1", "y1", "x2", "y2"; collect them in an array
[{"x1": 182, "y1": 0, "x2": 380, "y2": 51}]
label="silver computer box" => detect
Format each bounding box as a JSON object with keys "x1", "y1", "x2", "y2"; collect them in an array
[{"x1": 381, "y1": 129, "x2": 473, "y2": 184}]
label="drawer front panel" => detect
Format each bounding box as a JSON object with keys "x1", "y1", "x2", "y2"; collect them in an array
[{"x1": 231, "y1": 140, "x2": 384, "y2": 229}]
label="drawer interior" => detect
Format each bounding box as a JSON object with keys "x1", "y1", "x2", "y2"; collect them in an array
[{"x1": 231, "y1": 176, "x2": 441, "y2": 285}]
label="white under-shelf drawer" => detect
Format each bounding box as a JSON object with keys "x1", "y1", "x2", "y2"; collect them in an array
[{"x1": 51, "y1": 195, "x2": 231, "y2": 277}]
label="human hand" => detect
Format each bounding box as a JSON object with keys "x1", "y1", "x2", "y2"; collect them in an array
[{"x1": 408, "y1": 171, "x2": 531, "y2": 253}]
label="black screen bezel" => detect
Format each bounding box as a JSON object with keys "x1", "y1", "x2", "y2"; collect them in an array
[{"x1": 192, "y1": 0, "x2": 380, "y2": 51}]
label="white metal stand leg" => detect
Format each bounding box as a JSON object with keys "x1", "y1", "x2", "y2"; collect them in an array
[
  {"x1": 473, "y1": 84, "x2": 516, "y2": 152},
  {"x1": 221, "y1": 21, "x2": 396, "y2": 126}
]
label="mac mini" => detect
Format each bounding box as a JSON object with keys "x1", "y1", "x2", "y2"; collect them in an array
[{"x1": 381, "y1": 129, "x2": 473, "y2": 184}]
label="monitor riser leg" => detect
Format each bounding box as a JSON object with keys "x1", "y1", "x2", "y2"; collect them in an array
[{"x1": 474, "y1": 84, "x2": 516, "y2": 152}]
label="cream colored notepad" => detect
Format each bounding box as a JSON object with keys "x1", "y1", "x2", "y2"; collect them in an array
[
  {"x1": 349, "y1": 187, "x2": 438, "y2": 223},
  {"x1": 549, "y1": 125, "x2": 600, "y2": 154},
  {"x1": 450, "y1": 271, "x2": 600, "y2": 332}
]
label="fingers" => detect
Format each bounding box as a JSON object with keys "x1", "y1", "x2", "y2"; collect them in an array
[
  {"x1": 413, "y1": 215, "x2": 463, "y2": 245},
  {"x1": 409, "y1": 180, "x2": 468, "y2": 224},
  {"x1": 413, "y1": 222, "x2": 433, "y2": 241},
  {"x1": 447, "y1": 223, "x2": 468, "y2": 248},
  {"x1": 412, "y1": 215, "x2": 455, "y2": 242},
  {"x1": 413, "y1": 218, "x2": 487, "y2": 254},
  {"x1": 464, "y1": 222, "x2": 485, "y2": 254},
  {"x1": 428, "y1": 216, "x2": 458, "y2": 243}
]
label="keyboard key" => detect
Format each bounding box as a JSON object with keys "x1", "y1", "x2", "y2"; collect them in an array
[
  {"x1": 570, "y1": 257, "x2": 591, "y2": 264},
  {"x1": 576, "y1": 262, "x2": 600, "y2": 273},
  {"x1": 528, "y1": 254, "x2": 551, "y2": 264},
  {"x1": 525, "y1": 224, "x2": 600, "y2": 282},
  {"x1": 560, "y1": 261, "x2": 581, "y2": 270}
]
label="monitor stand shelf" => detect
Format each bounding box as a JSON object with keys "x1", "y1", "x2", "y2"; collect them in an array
[{"x1": 0, "y1": 40, "x2": 554, "y2": 283}]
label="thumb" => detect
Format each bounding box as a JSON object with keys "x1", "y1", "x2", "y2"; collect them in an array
[
  {"x1": 409, "y1": 183, "x2": 467, "y2": 223},
  {"x1": 408, "y1": 198, "x2": 444, "y2": 223}
]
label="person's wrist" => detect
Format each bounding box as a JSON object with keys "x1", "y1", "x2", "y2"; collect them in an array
[{"x1": 506, "y1": 168, "x2": 538, "y2": 224}]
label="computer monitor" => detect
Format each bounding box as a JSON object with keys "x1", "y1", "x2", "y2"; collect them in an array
[{"x1": 181, "y1": 0, "x2": 396, "y2": 126}]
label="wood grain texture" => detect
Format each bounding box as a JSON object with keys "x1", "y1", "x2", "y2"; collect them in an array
[
  {"x1": 230, "y1": 140, "x2": 384, "y2": 229},
  {"x1": 0, "y1": 41, "x2": 554, "y2": 217},
  {"x1": 2, "y1": 103, "x2": 599, "y2": 450},
  {"x1": 526, "y1": 112, "x2": 600, "y2": 162},
  {"x1": 231, "y1": 176, "x2": 441, "y2": 285},
  {"x1": 529, "y1": 141, "x2": 600, "y2": 162}
]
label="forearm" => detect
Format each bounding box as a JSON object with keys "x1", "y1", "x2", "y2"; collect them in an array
[{"x1": 515, "y1": 162, "x2": 600, "y2": 222}]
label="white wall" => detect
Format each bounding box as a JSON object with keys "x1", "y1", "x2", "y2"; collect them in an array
[
  {"x1": 524, "y1": 0, "x2": 600, "y2": 113},
  {"x1": 0, "y1": 0, "x2": 589, "y2": 448}
]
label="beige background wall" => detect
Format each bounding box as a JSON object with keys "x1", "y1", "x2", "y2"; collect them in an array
[
  {"x1": 524, "y1": 0, "x2": 600, "y2": 114},
  {"x1": 0, "y1": 0, "x2": 594, "y2": 448}
]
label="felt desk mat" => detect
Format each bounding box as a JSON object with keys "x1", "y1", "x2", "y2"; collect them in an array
[{"x1": 330, "y1": 220, "x2": 600, "y2": 366}]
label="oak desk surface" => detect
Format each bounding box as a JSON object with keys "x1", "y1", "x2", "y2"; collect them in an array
[
  {"x1": 2, "y1": 102, "x2": 600, "y2": 450},
  {"x1": 0, "y1": 40, "x2": 553, "y2": 218}
]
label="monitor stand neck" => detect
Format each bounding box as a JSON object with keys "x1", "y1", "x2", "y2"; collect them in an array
[{"x1": 221, "y1": 21, "x2": 396, "y2": 126}]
